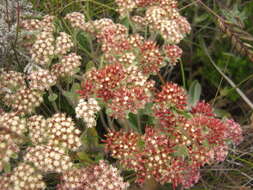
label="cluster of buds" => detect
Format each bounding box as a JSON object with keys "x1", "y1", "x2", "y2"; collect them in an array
[
  {"x1": 79, "y1": 62, "x2": 153, "y2": 118},
  {"x1": 75, "y1": 98, "x2": 101, "y2": 128},
  {"x1": 0, "y1": 131, "x2": 20, "y2": 171},
  {"x1": 65, "y1": 12, "x2": 86, "y2": 30},
  {"x1": 124, "y1": 65, "x2": 153, "y2": 87},
  {"x1": 20, "y1": 19, "x2": 41, "y2": 31},
  {"x1": 58, "y1": 160, "x2": 129, "y2": 190},
  {"x1": 4, "y1": 88, "x2": 43, "y2": 115},
  {"x1": 139, "y1": 41, "x2": 164, "y2": 74},
  {"x1": 0, "y1": 71, "x2": 26, "y2": 94},
  {"x1": 10, "y1": 163, "x2": 46, "y2": 190},
  {"x1": 40, "y1": 15, "x2": 55, "y2": 32},
  {"x1": 55, "y1": 32, "x2": 74, "y2": 55},
  {"x1": 83, "y1": 18, "x2": 114, "y2": 34},
  {"x1": 27, "y1": 115, "x2": 49, "y2": 145},
  {"x1": 154, "y1": 82, "x2": 187, "y2": 110},
  {"x1": 190, "y1": 101, "x2": 215, "y2": 117},
  {"x1": 22, "y1": 15, "x2": 78, "y2": 77},
  {"x1": 163, "y1": 44, "x2": 183, "y2": 65},
  {"x1": 224, "y1": 119, "x2": 243, "y2": 145},
  {"x1": 20, "y1": 15, "x2": 55, "y2": 35},
  {"x1": 27, "y1": 69, "x2": 57, "y2": 91},
  {"x1": 115, "y1": 0, "x2": 191, "y2": 44},
  {"x1": 51, "y1": 53, "x2": 82, "y2": 77},
  {"x1": 47, "y1": 113, "x2": 82, "y2": 151},
  {"x1": 24, "y1": 145, "x2": 73, "y2": 173},
  {"x1": 108, "y1": 86, "x2": 151, "y2": 118},
  {"x1": 0, "y1": 112, "x2": 27, "y2": 135},
  {"x1": 104, "y1": 129, "x2": 190, "y2": 186},
  {"x1": 115, "y1": 0, "x2": 136, "y2": 16},
  {"x1": 30, "y1": 31, "x2": 55, "y2": 65},
  {"x1": 105, "y1": 104, "x2": 243, "y2": 188},
  {"x1": 0, "y1": 173, "x2": 11, "y2": 190}
]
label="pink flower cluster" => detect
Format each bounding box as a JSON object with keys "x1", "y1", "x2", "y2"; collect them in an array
[
  {"x1": 79, "y1": 63, "x2": 154, "y2": 119},
  {"x1": 57, "y1": 160, "x2": 129, "y2": 190},
  {"x1": 105, "y1": 97, "x2": 243, "y2": 188}
]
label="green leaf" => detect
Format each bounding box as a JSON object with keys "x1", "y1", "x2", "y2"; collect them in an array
[
  {"x1": 202, "y1": 139, "x2": 210, "y2": 148},
  {"x1": 139, "y1": 102, "x2": 154, "y2": 115},
  {"x1": 48, "y1": 93, "x2": 58, "y2": 102},
  {"x1": 194, "y1": 13, "x2": 209, "y2": 23},
  {"x1": 77, "y1": 152, "x2": 93, "y2": 163},
  {"x1": 120, "y1": 16, "x2": 132, "y2": 30},
  {"x1": 188, "y1": 80, "x2": 202, "y2": 107},
  {"x1": 3, "y1": 162, "x2": 11, "y2": 173},
  {"x1": 128, "y1": 112, "x2": 139, "y2": 131},
  {"x1": 173, "y1": 145, "x2": 189, "y2": 157},
  {"x1": 137, "y1": 139, "x2": 145, "y2": 150},
  {"x1": 81, "y1": 128, "x2": 99, "y2": 147},
  {"x1": 71, "y1": 83, "x2": 81, "y2": 93},
  {"x1": 63, "y1": 91, "x2": 77, "y2": 100},
  {"x1": 85, "y1": 61, "x2": 95, "y2": 72}
]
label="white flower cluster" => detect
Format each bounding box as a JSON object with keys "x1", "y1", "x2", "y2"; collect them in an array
[
  {"x1": 118, "y1": 52, "x2": 136, "y2": 65},
  {"x1": 47, "y1": 113, "x2": 82, "y2": 150},
  {"x1": 28, "y1": 69, "x2": 57, "y2": 91},
  {"x1": 0, "y1": 71, "x2": 26, "y2": 93},
  {"x1": 55, "y1": 32, "x2": 74, "y2": 55},
  {"x1": 27, "y1": 115, "x2": 49, "y2": 145},
  {"x1": 51, "y1": 53, "x2": 82, "y2": 77},
  {"x1": 10, "y1": 163, "x2": 46, "y2": 190},
  {"x1": 115, "y1": 0, "x2": 136, "y2": 16},
  {"x1": 39, "y1": 15, "x2": 55, "y2": 32},
  {"x1": 24, "y1": 145, "x2": 73, "y2": 173},
  {"x1": 75, "y1": 98, "x2": 101, "y2": 128},
  {"x1": 0, "y1": 112, "x2": 27, "y2": 135},
  {"x1": 4, "y1": 88, "x2": 43, "y2": 115},
  {"x1": 125, "y1": 65, "x2": 150, "y2": 87},
  {"x1": 0, "y1": 173, "x2": 11, "y2": 190},
  {"x1": 30, "y1": 31, "x2": 55, "y2": 65},
  {"x1": 65, "y1": 12, "x2": 86, "y2": 29},
  {"x1": 0, "y1": 132, "x2": 19, "y2": 172}
]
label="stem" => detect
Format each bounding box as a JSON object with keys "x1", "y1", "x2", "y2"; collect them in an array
[
  {"x1": 49, "y1": 88, "x2": 59, "y2": 112},
  {"x1": 179, "y1": 59, "x2": 186, "y2": 89}
]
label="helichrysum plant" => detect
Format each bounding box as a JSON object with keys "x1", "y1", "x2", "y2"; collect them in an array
[{"x1": 0, "y1": 0, "x2": 243, "y2": 189}]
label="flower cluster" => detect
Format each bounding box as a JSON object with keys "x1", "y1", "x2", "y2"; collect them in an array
[
  {"x1": 24, "y1": 145, "x2": 73, "y2": 173},
  {"x1": 163, "y1": 44, "x2": 183, "y2": 65},
  {"x1": 27, "y1": 115, "x2": 49, "y2": 145},
  {"x1": 58, "y1": 160, "x2": 129, "y2": 190},
  {"x1": 4, "y1": 88, "x2": 43, "y2": 115},
  {"x1": 28, "y1": 69, "x2": 57, "y2": 91},
  {"x1": 65, "y1": 12, "x2": 86, "y2": 30},
  {"x1": 115, "y1": 0, "x2": 191, "y2": 44},
  {"x1": 79, "y1": 62, "x2": 153, "y2": 119},
  {"x1": 154, "y1": 82, "x2": 187, "y2": 110},
  {"x1": 75, "y1": 98, "x2": 101, "y2": 128},
  {"x1": 51, "y1": 53, "x2": 82, "y2": 77},
  {"x1": 0, "y1": 71, "x2": 26, "y2": 94},
  {"x1": 55, "y1": 32, "x2": 74, "y2": 55},
  {"x1": 47, "y1": 113, "x2": 82, "y2": 150},
  {"x1": 0, "y1": 112, "x2": 27, "y2": 135},
  {"x1": 0, "y1": 131, "x2": 20, "y2": 172},
  {"x1": 10, "y1": 163, "x2": 46, "y2": 190},
  {"x1": 224, "y1": 119, "x2": 243, "y2": 145},
  {"x1": 30, "y1": 31, "x2": 55, "y2": 65},
  {"x1": 105, "y1": 94, "x2": 243, "y2": 188},
  {"x1": 21, "y1": 14, "x2": 79, "y2": 79}
]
